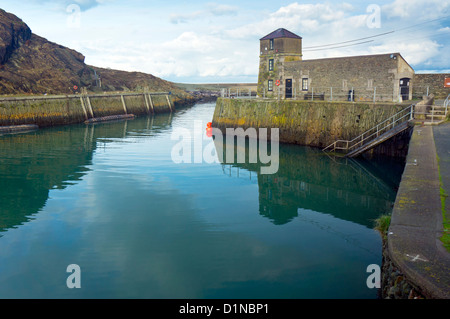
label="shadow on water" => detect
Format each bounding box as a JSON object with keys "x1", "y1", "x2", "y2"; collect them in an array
[
  {"x1": 0, "y1": 113, "x2": 174, "y2": 235},
  {"x1": 213, "y1": 135, "x2": 404, "y2": 227}
]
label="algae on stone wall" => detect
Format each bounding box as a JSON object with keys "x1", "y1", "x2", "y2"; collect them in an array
[
  {"x1": 0, "y1": 93, "x2": 175, "y2": 127},
  {"x1": 212, "y1": 97, "x2": 406, "y2": 149}
]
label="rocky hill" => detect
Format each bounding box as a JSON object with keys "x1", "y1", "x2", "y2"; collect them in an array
[{"x1": 0, "y1": 8, "x2": 192, "y2": 98}]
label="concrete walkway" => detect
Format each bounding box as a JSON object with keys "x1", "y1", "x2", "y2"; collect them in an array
[{"x1": 388, "y1": 123, "x2": 450, "y2": 299}]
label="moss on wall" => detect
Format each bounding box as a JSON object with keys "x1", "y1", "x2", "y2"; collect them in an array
[
  {"x1": 0, "y1": 93, "x2": 174, "y2": 127},
  {"x1": 212, "y1": 97, "x2": 406, "y2": 148}
]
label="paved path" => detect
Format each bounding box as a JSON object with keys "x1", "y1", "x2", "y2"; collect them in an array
[
  {"x1": 388, "y1": 124, "x2": 450, "y2": 299},
  {"x1": 433, "y1": 122, "x2": 450, "y2": 250}
]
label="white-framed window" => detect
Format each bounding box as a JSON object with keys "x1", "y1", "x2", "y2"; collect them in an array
[
  {"x1": 270, "y1": 39, "x2": 274, "y2": 50},
  {"x1": 269, "y1": 59, "x2": 274, "y2": 71},
  {"x1": 268, "y1": 80, "x2": 273, "y2": 91},
  {"x1": 302, "y1": 78, "x2": 308, "y2": 91}
]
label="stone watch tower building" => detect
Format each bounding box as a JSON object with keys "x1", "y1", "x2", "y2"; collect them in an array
[{"x1": 257, "y1": 28, "x2": 303, "y2": 99}]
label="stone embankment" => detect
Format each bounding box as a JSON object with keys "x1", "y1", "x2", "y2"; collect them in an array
[
  {"x1": 212, "y1": 97, "x2": 412, "y2": 157},
  {"x1": 0, "y1": 92, "x2": 195, "y2": 128}
]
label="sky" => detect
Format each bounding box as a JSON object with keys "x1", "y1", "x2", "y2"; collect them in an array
[{"x1": 1, "y1": 0, "x2": 449, "y2": 83}]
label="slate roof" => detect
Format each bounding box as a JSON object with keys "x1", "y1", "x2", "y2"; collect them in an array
[{"x1": 260, "y1": 28, "x2": 302, "y2": 40}]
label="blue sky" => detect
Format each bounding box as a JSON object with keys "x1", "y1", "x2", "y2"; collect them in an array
[{"x1": 1, "y1": 0, "x2": 449, "y2": 83}]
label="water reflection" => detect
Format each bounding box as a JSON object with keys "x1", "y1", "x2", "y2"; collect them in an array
[
  {"x1": 213, "y1": 136, "x2": 403, "y2": 226},
  {"x1": 0, "y1": 114, "x2": 174, "y2": 234},
  {"x1": 0, "y1": 103, "x2": 403, "y2": 299},
  {"x1": 0, "y1": 110, "x2": 404, "y2": 234}
]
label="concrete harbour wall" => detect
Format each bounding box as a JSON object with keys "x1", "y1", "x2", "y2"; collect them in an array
[
  {"x1": 212, "y1": 98, "x2": 409, "y2": 154},
  {"x1": 0, "y1": 92, "x2": 188, "y2": 127}
]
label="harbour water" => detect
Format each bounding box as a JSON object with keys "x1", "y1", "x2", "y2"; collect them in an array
[{"x1": 0, "y1": 102, "x2": 404, "y2": 299}]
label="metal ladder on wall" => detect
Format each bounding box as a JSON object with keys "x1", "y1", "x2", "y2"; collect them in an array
[{"x1": 322, "y1": 104, "x2": 415, "y2": 158}]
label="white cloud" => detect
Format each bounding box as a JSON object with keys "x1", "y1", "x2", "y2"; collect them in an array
[
  {"x1": 28, "y1": 0, "x2": 114, "y2": 11},
  {"x1": 224, "y1": 2, "x2": 360, "y2": 40},
  {"x1": 369, "y1": 40, "x2": 441, "y2": 65},
  {"x1": 8, "y1": 0, "x2": 448, "y2": 82},
  {"x1": 382, "y1": 0, "x2": 450, "y2": 19},
  {"x1": 170, "y1": 2, "x2": 238, "y2": 24}
]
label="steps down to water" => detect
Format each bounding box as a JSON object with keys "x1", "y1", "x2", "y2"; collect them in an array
[
  {"x1": 323, "y1": 104, "x2": 414, "y2": 158},
  {"x1": 324, "y1": 97, "x2": 449, "y2": 157},
  {"x1": 346, "y1": 121, "x2": 410, "y2": 158}
]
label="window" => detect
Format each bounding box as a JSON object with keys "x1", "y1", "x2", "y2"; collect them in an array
[
  {"x1": 268, "y1": 80, "x2": 273, "y2": 92},
  {"x1": 302, "y1": 78, "x2": 308, "y2": 91},
  {"x1": 270, "y1": 39, "x2": 274, "y2": 50},
  {"x1": 269, "y1": 59, "x2": 274, "y2": 71}
]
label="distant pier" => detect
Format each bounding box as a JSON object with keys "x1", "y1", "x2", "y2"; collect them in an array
[{"x1": 0, "y1": 91, "x2": 179, "y2": 127}]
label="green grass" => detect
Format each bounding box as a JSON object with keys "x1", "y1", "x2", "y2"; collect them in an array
[
  {"x1": 437, "y1": 155, "x2": 450, "y2": 252},
  {"x1": 374, "y1": 214, "x2": 391, "y2": 239}
]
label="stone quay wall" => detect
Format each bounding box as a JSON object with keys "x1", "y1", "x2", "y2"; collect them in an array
[
  {"x1": 0, "y1": 92, "x2": 189, "y2": 127},
  {"x1": 212, "y1": 98, "x2": 411, "y2": 157}
]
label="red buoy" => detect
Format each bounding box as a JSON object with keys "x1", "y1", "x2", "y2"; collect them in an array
[{"x1": 206, "y1": 127, "x2": 212, "y2": 137}]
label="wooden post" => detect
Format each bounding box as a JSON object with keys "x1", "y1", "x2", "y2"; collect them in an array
[
  {"x1": 166, "y1": 94, "x2": 173, "y2": 112},
  {"x1": 86, "y1": 94, "x2": 94, "y2": 118},
  {"x1": 143, "y1": 93, "x2": 150, "y2": 114},
  {"x1": 79, "y1": 96, "x2": 89, "y2": 120},
  {"x1": 120, "y1": 95, "x2": 127, "y2": 114},
  {"x1": 148, "y1": 94, "x2": 155, "y2": 114}
]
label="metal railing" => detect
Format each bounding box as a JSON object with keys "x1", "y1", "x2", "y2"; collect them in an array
[
  {"x1": 256, "y1": 85, "x2": 426, "y2": 102},
  {"x1": 445, "y1": 94, "x2": 450, "y2": 117},
  {"x1": 221, "y1": 88, "x2": 258, "y2": 99},
  {"x1": 322, "y1": 104, "x2": 415, "y2": 154}
]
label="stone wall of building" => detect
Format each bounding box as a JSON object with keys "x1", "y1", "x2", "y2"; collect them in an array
[
  {"x1": 258, "y1": 53, "x2": 415, "y2": 102},
  {"x1": 413, "y1": 73, "x2": 450, "y2": 99}
]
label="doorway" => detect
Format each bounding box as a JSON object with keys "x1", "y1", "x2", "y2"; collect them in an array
[
  {"x1": 399, "y1": 78, "x2": 410, "y2": 101},
  {"x1": 285, "y1": 79, "x2": 292, "y2": 98}
]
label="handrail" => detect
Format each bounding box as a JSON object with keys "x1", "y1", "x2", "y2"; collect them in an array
[
  {"x1": 445, "y1": 94, "x2": 450, "y2": 116},
  {"x1": 323, "y1": 104, "x2": 414, "y2": 153}
]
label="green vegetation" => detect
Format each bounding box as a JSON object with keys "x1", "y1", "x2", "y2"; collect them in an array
[
  {"x1": 374, "y1": 214, "x2": 391, "y2": 239},
  {"x1": 437, "y1": 155, "x2": 450, "y2": 252}
]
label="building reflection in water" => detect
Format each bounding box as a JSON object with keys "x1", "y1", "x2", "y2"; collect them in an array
[{"x1": 213, "y1": 135, "x2": 404, "y2": 227}]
